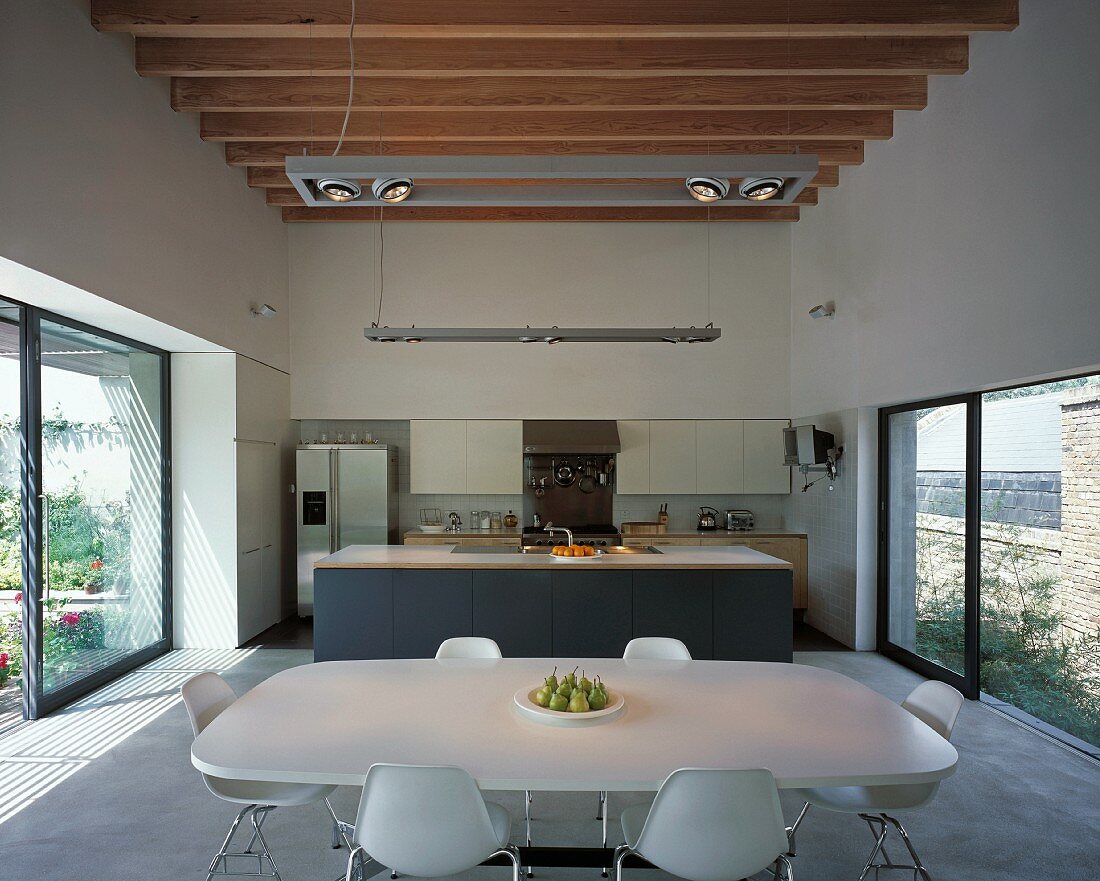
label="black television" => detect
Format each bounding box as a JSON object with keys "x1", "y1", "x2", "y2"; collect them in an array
[{"x1": 783, "y1": 425, "x2": 835, "y2": 466}]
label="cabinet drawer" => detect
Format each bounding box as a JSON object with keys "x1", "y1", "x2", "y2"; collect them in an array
[{"x1": 624, "y1": 536, "x2": 701, "y2": 547}]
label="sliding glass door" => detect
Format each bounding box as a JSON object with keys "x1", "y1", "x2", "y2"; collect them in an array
[
  {"x1": 0, "y1": 300, "x2": 170, "y2": 727},
  {"x1": 879, "y1": 397, "x2": 978, "y2": 696},
  {"x1": 881, "y1": 377, "x2": 1100, "y2": 751}
]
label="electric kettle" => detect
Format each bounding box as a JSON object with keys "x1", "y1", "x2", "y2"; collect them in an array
[{"x1": 697, "y1": 506, "x2": 719, "y2": 531}]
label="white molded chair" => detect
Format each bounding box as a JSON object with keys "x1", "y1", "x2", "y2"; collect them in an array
[
  {"x1": 435, "y1": 636, "x2": 503, "y2": 659},
  {"x1": 786, "y1": 680, "x2": 964, "y2": 881},
  {"x1": 344, "y1": 764, "x2": 520, "y2": 881},
  {"x1": 623, "y1": 637, "x2": 693, "y2": 661},
  {"x1": 181, "y1": 672, "x2": 348, "y2": 881},
  {"x1": 593, "y1": 638, "x2": 694, "y2": 852},
  {"x1": 615, "y1": 768, "x2": 793, "y2": 881}
]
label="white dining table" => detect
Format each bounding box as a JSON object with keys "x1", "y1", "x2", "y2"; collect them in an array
[{"x1": 192, "y1": 658, "x2": 958, "y2": 792}]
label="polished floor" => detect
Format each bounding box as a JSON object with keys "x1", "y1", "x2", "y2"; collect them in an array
[{"x1": 0, "y1": 648, "x2": 1096, "y2": 880}]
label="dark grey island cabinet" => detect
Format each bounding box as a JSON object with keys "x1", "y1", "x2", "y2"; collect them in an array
[{"x1": 314, "y1": 566, "x2": 792, "y2": 663}]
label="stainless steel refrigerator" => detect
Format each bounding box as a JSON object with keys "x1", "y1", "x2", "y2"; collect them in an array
[{"x1": 296, "y1": 445, "x2": 398, "y2": 616}]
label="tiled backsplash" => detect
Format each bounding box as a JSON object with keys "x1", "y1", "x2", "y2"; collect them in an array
[{"x1": 300, "y1": 420, "x2": 787, "y2": 536}]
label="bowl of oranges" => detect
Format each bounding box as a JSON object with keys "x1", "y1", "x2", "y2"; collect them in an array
[{"x1": 550, "y1": 544, "x2": 602, "y2": 560}]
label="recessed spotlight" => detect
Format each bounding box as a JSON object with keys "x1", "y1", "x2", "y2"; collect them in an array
[
  {"x1": 404, "y1": 337, "x2": 422, "y2": 343},
  {"x1": 738, "y1": 177, "x2": 784, "y2": 201},
  {"x1": 686, "y1": 177, "x2": 730, "y2": 203},
  {"x1": 372, "y1": 178, "x2": 413, "y2": 203},
  {"x1": 545, "y1": 337, "x2": 563, "y2": 345},
  {"x1": 317, "y1": 178, "x2": 361, "y2": 202}
]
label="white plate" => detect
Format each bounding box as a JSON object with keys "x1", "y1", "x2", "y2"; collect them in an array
[
  {"x1": 550, "y1": 551, "x2": 604, "y2": 561},
  {"x1": 513, "y1": 686, "x2": 625, "y2": 726},
  {"x1": 417, "y1": 525, "x2": 448, "y2": 533}
]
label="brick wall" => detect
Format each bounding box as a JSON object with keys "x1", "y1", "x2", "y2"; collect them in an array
[{"x1": 1060, "y1": 388, "x2": 1100, "y2": 637}]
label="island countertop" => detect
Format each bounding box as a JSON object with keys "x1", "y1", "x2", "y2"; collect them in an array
[{"x1": 315, "y1": 544, "x2": 793, "y2": 570}]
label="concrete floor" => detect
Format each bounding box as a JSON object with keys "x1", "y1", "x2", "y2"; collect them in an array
[{"x1": 0, "y1": 648, "x2": 1096, "y2": 880}]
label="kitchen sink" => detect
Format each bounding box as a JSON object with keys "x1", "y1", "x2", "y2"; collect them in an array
[{"x1": 450, "y1": 545, "x2": 662, "y2": 554}]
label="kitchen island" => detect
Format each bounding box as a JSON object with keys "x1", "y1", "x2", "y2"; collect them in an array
[{"x1": 313, "y1": 545, "x2": 793, "y2": 663}]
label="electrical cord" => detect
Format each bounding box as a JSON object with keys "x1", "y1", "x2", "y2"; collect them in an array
[{"x1": 333, "y1": 0, "x2": 356, "y2": 156}]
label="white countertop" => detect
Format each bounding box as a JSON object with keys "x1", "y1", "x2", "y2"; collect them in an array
[
  {"x1": 192, "y1": 659, "x2": 958, "y2": 791},
  {"x1": 317, "y1": 544, "x2": 793, "y2": 570}
]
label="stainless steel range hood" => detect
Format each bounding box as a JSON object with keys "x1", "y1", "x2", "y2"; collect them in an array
[{"x1": 522, "y1": 421, "x2": 621, "y2": 455}]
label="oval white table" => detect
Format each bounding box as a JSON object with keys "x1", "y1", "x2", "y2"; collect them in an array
[{"x1": 192, "y1": 658, "x2": 957, "y2": 791}]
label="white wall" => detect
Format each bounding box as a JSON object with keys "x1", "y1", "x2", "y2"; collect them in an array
[
  {"x1": 0, "y1": 1, "x2": 289, "y2": 370},
  {"x1": 290, "y1": 222, "x2": 791, "y2": 419},
  {"x1": 790, "y1": 0, "x2": 1100, "y2": 417}
]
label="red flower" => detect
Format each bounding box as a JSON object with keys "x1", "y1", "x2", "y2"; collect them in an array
[
  {"x1": 60, "y1": 611, "x2": 81, "y2": 626},
  {"x1": 12, "y1": 592, "x2": 21, "y2": 605},
  {"x1": 0, "y1": 652, "x2": 8, "y2": 668},
  {"x1": 90, "y1": 559, "x2": 104, "y2": 570}
]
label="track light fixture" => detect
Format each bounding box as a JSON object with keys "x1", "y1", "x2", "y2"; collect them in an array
[
  {"x1": 316, "y1": 178, "x2": 361, "y2": 202},
  {"x1": 372, "y1": 178, "x2": 413, "y2": 203},
  {"x1": 738, "y1": 177, "x2": 785, "y2": 201},
  {"x1": 686, "y1": 177, "x2": 730, "y2": 203}
]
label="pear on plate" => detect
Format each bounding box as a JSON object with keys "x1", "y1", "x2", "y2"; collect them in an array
[
  {"x1": 548, "y1": 693, "x2": 569, "y2": 712},
  {"x1": 534, "y1": 685, "x2": 553, "y2": 707},
  {"x1": 568, "y1": 690, "x2": 590, "y2": 713}
]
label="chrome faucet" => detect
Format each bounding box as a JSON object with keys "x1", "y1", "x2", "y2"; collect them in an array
[
  {"x1": 545, "y1": 523, "x2": 573, "y2": 546},
  {"x1": 447, "y1": 511, "x2": 462, "y2": 533}
]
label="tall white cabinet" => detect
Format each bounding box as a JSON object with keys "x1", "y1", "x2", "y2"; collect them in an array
[{"x1": 173, "y1": 354, "x2": 293, "y2": 649}]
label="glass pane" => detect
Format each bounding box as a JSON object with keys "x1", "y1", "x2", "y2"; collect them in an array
[
  {"x1": 0, "y1": 302, "x2": 24, "y2": 729},
  {"x1": 39, "y1": 320, "x2": 165, "y2": 694},
  {"x1": 980, "y1": 377, "x2": 1100, "y2": 747},
  {"x1": 886, "y1": 403, "x2": 967, "y2": 676}
]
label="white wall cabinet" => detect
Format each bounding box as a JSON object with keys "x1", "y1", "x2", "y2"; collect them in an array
[
  {"x1": 743, "y1": 420, "x2": 792, "y2": 494},
  {"x1": 649, "y1": 421, "x2": 698, "y2": 494},
  {"x1": 466, "y1": 420, "x2": 522, "y2": 494},
  {"x1": 617, "y1": 419, "x2": 789, "y2": 495},
  {"x1": 410, "y1": 420, "x2": 467, "y2": 494},
  {"x1": 615, "y1": 421, "x2": 651, "y2": 494},
  {"x1": 696, "y1": 420, "x2": 744, "y2": 493}
]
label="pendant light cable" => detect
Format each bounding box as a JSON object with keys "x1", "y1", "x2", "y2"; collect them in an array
[
  {"x1": 376, "y1": 204, "x2": 385, "y2": 326},
  {"x1": 333, "y1": 0, "x2": 356, "y2": 156}
]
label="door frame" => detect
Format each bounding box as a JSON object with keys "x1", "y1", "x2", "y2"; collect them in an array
[
  {"x1": 877, "y1": 393, "x2": 981, "y2": 699},
  {"x1": 18, "y1": 302, "x2": 173, "y2": 720}
]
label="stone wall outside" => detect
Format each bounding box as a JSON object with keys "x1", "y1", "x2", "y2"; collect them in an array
[{"x1": 1060, "y1": 388, "x2": 1100, "y2": 638}]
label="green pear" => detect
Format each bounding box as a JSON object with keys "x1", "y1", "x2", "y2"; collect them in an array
[
  {"x1": 587, "y1": 687, "x2": 607, "y2": 711},
  {"x1": 556, "y1": 680, "x2": 573, "y2": 698},
  {"x1": 568, "y1": 690, "x2": 590, "y2": 713},
  {"x1": 544, "y1": 666, "x2": 559, "y2": 691},
  {"x1": 534, "y1": 685, "x2": 553, "y2": 707},
  {"x1": 579, "y1": 671, "x2": 593, "y2": 694},
  {"x1": 548, "y1": 693, "x2": 569, "y2": 712},
  {"x1": 566, "y1": 667, "x2": 579, "y2": 688}
]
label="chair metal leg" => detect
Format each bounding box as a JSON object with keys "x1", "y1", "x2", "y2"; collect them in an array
[
  {"x1": 881, "y1": 814, "x2": 932, "y2": 881},
  {"x1": 596, "y1": 790, "x2": 605, "y2": 820},
  {"x1": 786, "y1": 802, "x2": 810, "y2": 857},
  {"x1": 324, "y1": 796, "x2": 354, "y2": 852},
  {"x1": 613, "y1": 844, "x2": 631, "y2": 881},
  {"x1": 774, "y1": 854, "x2": 795, "y2": 881},
  {"x1": 856, "y1": 815, "x2": 889, "y2": 881},
  {"x1": 206, "y1": 804, "x2": 282, "y2": 880},
  {"x1": 208, "y1": 805, "x2": 254, "y2": 880},
  {"x1": 524, "y1": 790, "x2": 534, "y2": 877},
  {"x1": 600, "y1": 793, "x2": 610, "y2": 877},
  {"x1": 488, "y1": 844, "x2": 523, "y2": 881}
]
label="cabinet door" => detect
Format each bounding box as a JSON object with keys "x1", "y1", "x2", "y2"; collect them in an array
[
  {"x1": 410, "y1": 420, "x2": 467, "y2": 494},
  {"x1": 696, "y1": 420, "x2": 744, "y2": 493},
  {"x1": 713, "y1": 571, "x2": 793, "y2": 662},
  {"x1": 633, "y1": 572, "x2": 713, "y2": 659},
  {"x1": 650, "y1": 421, "x2": 697, "y2": 494},
  {"x1": 466, "y1": 421, "x2": 522, "y2": 494},
  {"x1": 743, "y1": 420, "x2": 791, "y2": 494},
  {"x1": 615, "y1": 421, "x2": 651, "y2": 494},
  {"x1": 314, "y1": 570, "x2": 394, "y2": 661},
  {"x1": 235, "y1": 547, "x2": 264, "y2": 645},
  {"x1": 552, "y1": 572, "x2": 633, "y2": 658},
  {"x1": 748, "y1": 538, "x2": 807, "y2": 608},
  {"x1": 236, "y1": 442, "x2": 264, "y2": 553},
  {"x1": 473, "y1": 571, "x2": 552, "y2": 657},
  {"x1": 393, "y1": 571, "x2": 473, "y2": 658}
]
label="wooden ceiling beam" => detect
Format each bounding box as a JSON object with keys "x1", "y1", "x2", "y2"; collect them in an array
[
  {"x1": 94, "y1": 1, "x2": 1018, "y2": 38},
  {"x1": 173, "y1": 75, "x2": 927, "y2": 112},
  {"x1": 136, "y1": 36, "x2": 968, "y2": 77},
  {"x1": 246, "y1": 165, "x2": 842, "y2": 189},
  {"x1": 202, "y1": 110, "x2": 892, "y2": 142},
  {"x1": 280, "y1": 205, "x2": 802, "y2": 222},
  {"x1": 225, "y1": 139, "x2": 866, "y2": 166},
  {"x1": 266, "y1": 186, "x2": 819, "y2": 207}
]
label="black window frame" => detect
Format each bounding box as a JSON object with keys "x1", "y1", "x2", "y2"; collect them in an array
[{"x1": 8, "y1": 298, "x2": 173, "y2": 721}]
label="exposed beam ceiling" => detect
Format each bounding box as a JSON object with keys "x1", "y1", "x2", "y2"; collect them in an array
[{"x1": 91, "y1": 1, "x2": 1017, "y2": 222}]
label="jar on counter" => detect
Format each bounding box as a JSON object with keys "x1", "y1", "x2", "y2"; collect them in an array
[
  {"x1": 503, "y1": 510, "x2": 518, "y2": 528},
  {"x1": 489, "y1": 511, "x2": 503, "y2": 529},
  {"x1": 470, "y1": 511, "x2": 481, "y2": 529},
  {"x1": 480, "y1": 511, "x2": 492, "y2": 529}
]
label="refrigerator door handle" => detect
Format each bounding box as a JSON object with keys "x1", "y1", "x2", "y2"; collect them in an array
[{"x1": 331, "y1": 449, "x2": 340, "y2": 551}]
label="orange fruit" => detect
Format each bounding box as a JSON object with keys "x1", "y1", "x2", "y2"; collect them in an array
[
  {"x1": 562, "y1": 546, "x2": 575, "y2": 557},
  {"x1": 586, "y1": 546, "x2": 597, "y2": 556}
]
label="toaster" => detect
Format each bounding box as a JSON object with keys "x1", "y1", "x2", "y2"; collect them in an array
[{"x1": 725, "y1": 510, "x2": 755, "y2": 531}]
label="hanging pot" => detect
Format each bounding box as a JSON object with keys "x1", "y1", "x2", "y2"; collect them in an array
[{"x1": 554, "y1": 463, "x2": 576, "y2": 487}]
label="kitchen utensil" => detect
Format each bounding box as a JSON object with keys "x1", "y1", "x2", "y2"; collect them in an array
[
  {"x1": 725, "y1": 510, "x2": 755, "y2": 531},
  {"x1": 534, "y1": 486, "x2": 546, "y2": 498},
  {"x1": 697, "y1": 506, "x2": 719, "y2": 530},
  {"x1": 578, "y1": 473, "x2": 596, "y2": 493},
  {"x1": 503, "y1": 510, "x2": 518, "y2": 528},
  {"x1": 554, "y1": 462, "x2": 576, "y2": 487},
  {"x1": 658, "y1": 503, "x2": 669, "y2": 526}
]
